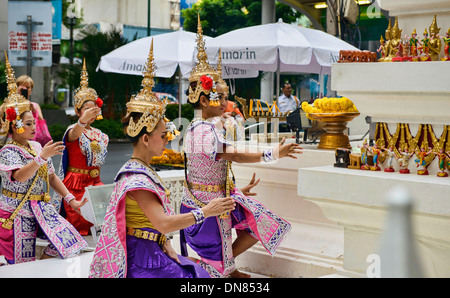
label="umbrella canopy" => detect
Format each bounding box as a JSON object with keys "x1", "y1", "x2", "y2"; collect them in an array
[
  {"x1": 97, "y1": 28, "x2": 204, "y2": 78},
  {"x1": 97, "y1": 28, "x2": 258, "y2": 79},
  {"x1": 206, "y1": 19, "x2": 360, "y2": 74}
]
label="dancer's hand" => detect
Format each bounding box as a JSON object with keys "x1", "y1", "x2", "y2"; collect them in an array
[
  {"x1": 202, "y1": 197, "x2": 236, "y2": 218},
  {"x1": 274, "y1": 137, "x2": 303, "y2": 159},
  {"x1": 0, "y1": 118, "x2": 7, "y2": 135},
  {"x1": 79, "y1": 107, "x2": 101, "y2": 124},
  {"x1": 69, "y1": 197, "x2": 88, "y2": 215},
  {"x1": 240, "y1": 173, "x2": 260, "y2": 196},
  {"x1": 40, "y1": 140, "x2": 65, "y2": 159},
  {"x1": 163, "y1": 240, "x2": 180, "y2": 263}
]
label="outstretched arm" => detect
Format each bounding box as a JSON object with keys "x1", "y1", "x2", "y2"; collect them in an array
[{"x1": 217, "y1": 137, "x2": 302, "y2": 163}]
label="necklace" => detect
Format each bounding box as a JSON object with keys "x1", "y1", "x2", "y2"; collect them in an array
[
  {"x1": 7, "y1": 140, "x2": 36, "y2": 157},
  {"x1": 130, "y1": 157, "x2": 171, "y2": 198},
  {"x1": 83, "y1": 128, "x2": 102, "y2": 154},
  {"x1": 6, "y1": 140, "x2": 51, "y2": 201}
]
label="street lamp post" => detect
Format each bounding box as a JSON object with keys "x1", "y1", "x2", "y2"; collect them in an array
[
  {"x1": 67, "y1": 16, "x2": 77, "y2": 107},
  {"x1": 147, "y1": 0, "x2": 151, "y2": 36}
]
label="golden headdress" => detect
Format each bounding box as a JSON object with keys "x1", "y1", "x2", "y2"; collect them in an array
[
  {"x1": 429, "y1": 14, "x2": 441, "y2": 36},
  {"x1": 391, "y1": 17, "x2": 402, "y2": 39},
  {"x1": 125, "y1": 39, "x2": 168, "y2": 138},
  {"x1": 385, "y1": 18, "x2": 391, "y2": 40},
  {"x1": 2, "y1": 51, "x2": 31, "y2": 134},
  {"x1": 73, "y1": 59, "x2": 100, "y2": 110},
  {"x1": 188, "y1": 14, "x2": 220, "y2": 106},
  {"x1": 217, "y1": 48, "x2": 229, "y2": 94}
]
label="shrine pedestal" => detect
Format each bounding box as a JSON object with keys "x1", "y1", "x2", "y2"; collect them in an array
[
  {"x1": 231, "y1": 144, "x2": 345, "y2": 277},
  {"x1": 298, "y1": 166, "x2": 450, "y2": 277}
]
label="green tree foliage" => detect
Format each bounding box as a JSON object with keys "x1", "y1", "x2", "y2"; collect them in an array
[
  {"x1": 182, "y1": 0, "x2": 302, "y2": 37},
  {"x1": 58, "y1": 28, "x2": 142, "y2": 119}
]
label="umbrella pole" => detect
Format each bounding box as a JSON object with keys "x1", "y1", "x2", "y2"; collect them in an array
[
  {"x1": 178, "y1": 67, "x2": 182, "y2": 127},
  {"x1": 273, "y1": 49, "x2": 280, "y2": 141}
]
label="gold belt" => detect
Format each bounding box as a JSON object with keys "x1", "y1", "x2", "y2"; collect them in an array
[
  {"x1": 68, "y1": 166, "x2": 100, "y2": 179},
  {"x1": 2, "y1": 189, "x2": 51, "y2": 203},
  {"x1": 188, "y1": 182, "x2": 226, "y2": 192},
  {"x1": 127, "y1": 228, "x2": 167, "y2": 245}
]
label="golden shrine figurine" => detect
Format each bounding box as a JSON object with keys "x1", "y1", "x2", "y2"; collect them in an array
[
  {"x1": 378, "y1": 17, "x2": 405, "y2": 62},
  {"x1": 378, "y1": 19, "x2": 392, "y2": 62},
  {"x1": 368, "y1": 144, "x2": 382, "y2": 171},
  {"x1": 383, "y1": 146, "x2": 396, "y2": 173},
  {"x1": 441, "y1": 28, "x2": 450, "y2": 61},
  {"x1": 377, "y1": 35, "x2": 387, "y2": 60},
  {"x1": 436, "y1": 147, "x2": 450, "y2": 177},
  {"x1": 397, "y1": 148, "x2": 414, "y2": 174},
  {"x1": 419, "y1": 28, "x2": 431, "y2": 61},
  {"x1": 428, "y1": 15, "x2": 442, "y2": 61},
  {"x1": 387, "y1": 18, "x2": 403, "y2": 62},
  {"x1": 359, "y1": 139, "x2": 370, "y2": 170},
  {"x1": 408, "y1": 29, "x2": 421, "y2": 61},
  {"x1": 415, "y1": 147, "x2": 433, "y2": 175}
]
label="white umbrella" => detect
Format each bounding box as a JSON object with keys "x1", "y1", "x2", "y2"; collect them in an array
[
  {"x1": 206, "y1": 19, "x2": 360, "y2": 74},
  {"x1": 97, "y1": 28, "x2": 258, "y2": 79},
  {"x1": 97, "y1": 28, "x2": 206, "y2": 78}
]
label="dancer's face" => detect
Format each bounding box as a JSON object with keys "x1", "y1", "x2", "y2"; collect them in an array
[
  {"x1": 201, "y1": 83, "x2": 228, "y2": 119},
  {"x1": 146, "y1": 119, "x2": 168, "y2": 157},
  {"x1": 12, "y1": 111, "x2": 35, "y2": 141}
]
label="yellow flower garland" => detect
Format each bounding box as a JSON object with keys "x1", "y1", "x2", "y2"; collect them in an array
[{"x1": 301, "y1": 97, "x2": 359, "y2": 120}]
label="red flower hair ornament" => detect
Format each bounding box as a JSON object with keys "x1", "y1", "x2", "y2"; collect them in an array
[
  {"x1": 200, "y1": 75, "x2": 214, "y2": 91},
  {"x1": 95, "y1": 98, "x2": 104, "y2": 120},
  {"x1": 96, "y1": 97, "x2": 103, "y2": 108},
  {"x1": 199, "y1": 75, "x2": 220, "y2": 107},
  {"x1": 5, "y1": 108, "x2": 17, "y2": 122}
]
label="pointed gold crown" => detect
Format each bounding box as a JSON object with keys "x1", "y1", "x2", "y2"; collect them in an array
[
  {"x1": 73, "y1": 59, "x2": 99, "y2": 110},
  {"x1": 217, "y1": 48, "x2": 229, "y2": 93},
  {"x1": 126, "y1": 39, "x2": 167, "y2": 137},
  {"x1": 188, "y1": 13, "x2": 220, "y2": 105},
  {"x1": 385, "y1": 18, "x2": 391, "y2": 40},
  {"x1": 429, "y1": 14, "x2": 441, "y2": 36},
  {"x1": 391, "y1": 17, "x2": 402, "y2": 39},
  {"x1": 2, "y1": 51, "x2": 31, "y2": 133}
]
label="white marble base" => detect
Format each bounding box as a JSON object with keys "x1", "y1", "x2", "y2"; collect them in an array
[
  {"x1": 332, "y1": 62, "x2": 450, "y2": 125},
  {"x1": 231, "y1": 144, "x2": 345, "y2": 277},
  {"x1": 298, "y1": 165, "x2": 450, "y2": 277}
]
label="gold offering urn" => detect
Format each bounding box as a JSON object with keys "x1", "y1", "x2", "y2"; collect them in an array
[{"x1": 302, "y1": 97, "x2": 360, "y2": 149}]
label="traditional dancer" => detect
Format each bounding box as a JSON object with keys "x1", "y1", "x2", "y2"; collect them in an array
[
  {"x1": 179, "y1": 16, "x2": 301, "y2": 278},
  {"x1": 89, "y1": 41, "x2": 235, "y2": 278},
  {"x1": 55, "y1": 60, "x2": 109, "y2": 235},
  {"x1": 0, "y1": 54, "x2": 87, "y2": 264}
]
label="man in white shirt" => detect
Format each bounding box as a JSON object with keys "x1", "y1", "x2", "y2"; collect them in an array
[{"x1": 272, "y1": 83, "x2": 300, "y2": 115}]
